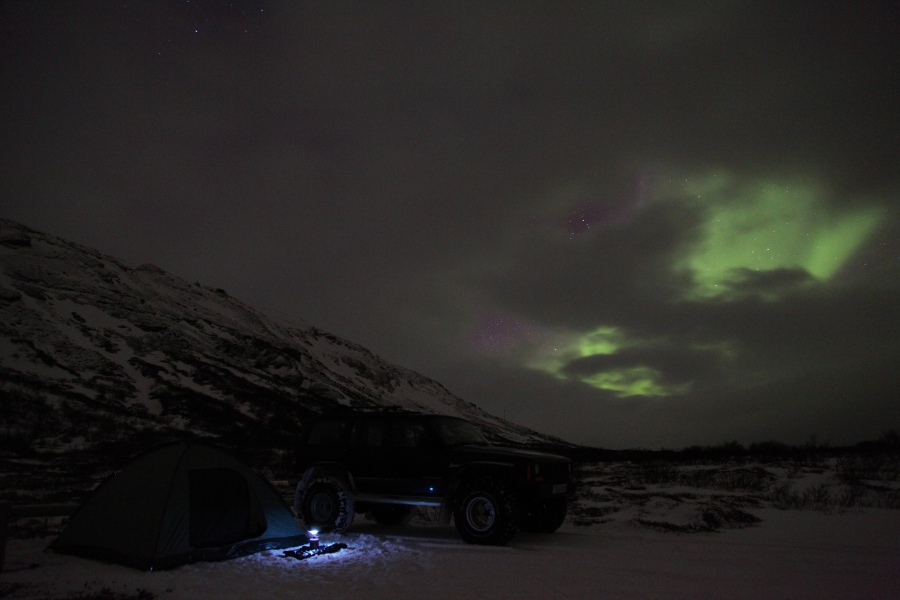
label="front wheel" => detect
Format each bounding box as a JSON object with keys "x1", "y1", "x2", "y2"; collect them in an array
[
  {"x1": 518, "y1": 497, "x2": 567, "y2": 533},
  {"x1": 453, "y1": 480, "x2": 517, "y2": 546},
  {"x1": 301, "y1": 476, "x2": 355, "y2": 533}
]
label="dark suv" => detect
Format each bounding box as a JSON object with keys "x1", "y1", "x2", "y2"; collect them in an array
[{"x1": 291, "y1": 412, "x2": 571, "y2": 545}]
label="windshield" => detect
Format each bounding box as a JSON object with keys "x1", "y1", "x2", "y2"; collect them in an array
[{"x1": 431, "y1": 418, "x2": 490, "y2": 447}]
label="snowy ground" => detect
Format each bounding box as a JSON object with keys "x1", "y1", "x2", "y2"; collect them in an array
[
  {"x1": 3, "y1": 457, "x2": 899, "y2": 599},
  {"x1": 3, "y1": 510, "x2": 899, "y2": 600}
]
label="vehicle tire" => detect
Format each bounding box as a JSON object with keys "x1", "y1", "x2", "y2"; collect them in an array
[
  {"x1": 453, "y1": 480, "x2": 517, "y2": 546},
  {"x1": 518, "y1": 497, "x2": 567, "y2": 533},
  {"x1": 301, "y1": 476, "x2": 355, "y2": 533},
  {"x1": 370, "y1": 504, "x2": 413, "y2": 526}
]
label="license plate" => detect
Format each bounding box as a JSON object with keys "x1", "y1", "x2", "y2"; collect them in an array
[{"x1": 552, "y1": 484, "x2": 567, "y2": 494}]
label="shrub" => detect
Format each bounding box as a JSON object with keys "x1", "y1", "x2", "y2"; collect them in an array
[
  {"x1": 836, "y1": 454, "x2": 900, "y2": 484},
  {"x1": 63, "y1": 589, "x2": 155, "y2": 600}
]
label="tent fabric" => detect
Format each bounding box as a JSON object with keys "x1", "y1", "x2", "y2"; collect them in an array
[
  {"x1": 188, "y1": 468, "x2": 266, "y2": 547},
  {"x1": 50, "y1": 443, "x2": 308, "y2": 570}
]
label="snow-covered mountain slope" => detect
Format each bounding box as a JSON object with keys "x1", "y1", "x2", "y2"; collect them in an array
[{"x1": 0, "y1": 218, "x2": 564, "y2": 454}]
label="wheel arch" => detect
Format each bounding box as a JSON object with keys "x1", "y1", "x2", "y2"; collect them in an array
[
  {"x1": 451, "y1": 476, "x2": 519, "y2": 545},
  {"x1": 438, "y1": 462, "x2": 520, "y2": 524},
  {"x1": 294, "y1": 464, "x2": 356, "y2": 516}
]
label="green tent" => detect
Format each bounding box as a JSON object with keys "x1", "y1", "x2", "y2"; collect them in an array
[{"x1": 50, "y1": 443, "x2": 308, "y2": 570}]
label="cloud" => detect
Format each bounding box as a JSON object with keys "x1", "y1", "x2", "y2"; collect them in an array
[
  {"x1": 719, "y1": 267, "x2": 815, "y2": 299},
  {"x1": 468, "y1": 167, "x2": 898, "y2": 421},
  {"x1": 563, "y1": 345, "x2": 724, "y2": 385}
]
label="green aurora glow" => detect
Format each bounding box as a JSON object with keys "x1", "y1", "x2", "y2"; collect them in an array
[
  {"x1": 681, "y1": 175, "x2": 883, "y2": 297},
  {"x1": 528, "y1": 327, "x2": 690, "y2": 397},
  {"x1": 524, "y1": 172, "x2": 885, "y2": 397},
  {"x1": 583, "y1": 366, "x2": 690, "y2": 397}
]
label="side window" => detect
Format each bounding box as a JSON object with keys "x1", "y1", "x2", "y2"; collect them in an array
[
  {"x1": 390, "y1": 421, "x2": 435, "y2": 448},
  {"x1": 349, "y1": 420, "x2": 387, "y2": 447},
  {"x1": 306, "y1": 420, "x2": 348, "y2": 446}
]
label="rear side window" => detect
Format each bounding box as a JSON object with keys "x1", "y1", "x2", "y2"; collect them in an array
[
  {"x1": 306, "y1": 420, "x2": 348, "y2": 446},
  {"x1": 390, "y1": 421, "x2": 436, "y2": 448},
  {"x1": 349, "y1": 420, "x2": 387, "y2": 447}
]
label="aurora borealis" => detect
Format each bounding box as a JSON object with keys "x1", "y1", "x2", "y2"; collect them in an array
[
  {"x1": 3, "y1": 1, "x2": 898, "y2": 448},
  {"x1": 678, "y1": 174, "x2": 884, "y2": 297},
  {"x1": 476, "y1": 169, "x2": 890, "y2": 401}
]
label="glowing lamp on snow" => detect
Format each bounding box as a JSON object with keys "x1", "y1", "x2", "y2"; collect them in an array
[{"x1": 308, "y1": 529, "x2": 319, "y2": 549}]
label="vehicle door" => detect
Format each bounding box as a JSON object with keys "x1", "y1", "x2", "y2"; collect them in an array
[
  {"x1": 344, "y1": 418, "x2": 389, "y2": 493},
  {"x1": 382, "y1": 420, "x2": 446, "y2": 497}
]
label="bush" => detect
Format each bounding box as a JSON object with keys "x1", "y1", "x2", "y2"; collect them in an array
[
  {"x1": 62, "y1": 589, "x2": 155, "y2": 600},
  {"x1": 766, "y1": 483, "x2": 832, "y2": 511},
  {"x1": 836, "y1": 454, "x2": 900, "y2": 484}
]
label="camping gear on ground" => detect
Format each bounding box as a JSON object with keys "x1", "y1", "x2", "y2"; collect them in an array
[
  {"x1": 50, "y1": 443, "x2": 308, "y2": 570},
  {"x1": 283, "y1": 542, "x2": 348, "y2": 561}
]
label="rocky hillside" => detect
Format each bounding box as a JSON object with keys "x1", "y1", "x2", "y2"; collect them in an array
[{"x1": 0, "y1": 218, "x2": 565, "y2": 462}]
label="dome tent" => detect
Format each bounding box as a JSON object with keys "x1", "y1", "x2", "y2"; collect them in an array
[{"x1": 50, "y1": 443, "x2": 308, "y2": 570}]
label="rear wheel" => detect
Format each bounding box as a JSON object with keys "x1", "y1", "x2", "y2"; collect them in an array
[
  {"x1": 301, "y1": 476, "x2": 355, "y2": 533},
  {"x1": 518, "y1": 497, "x2": 567, "y2": 533},
  {"x1": 453, "y1": 480, "x2": 517, "y2": 546},
  {"x1": 369, "y1": 504, "x2": 413, "y2": 526}
]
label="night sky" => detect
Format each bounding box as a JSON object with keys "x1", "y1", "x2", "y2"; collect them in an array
[{"x1": 3, "y1": 1, "x2": 899, "y2": 448}]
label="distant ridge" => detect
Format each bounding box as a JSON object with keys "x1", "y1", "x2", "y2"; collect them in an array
[{"x1": 0, "y1": 218, "x2": 566, "y2": 457}]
